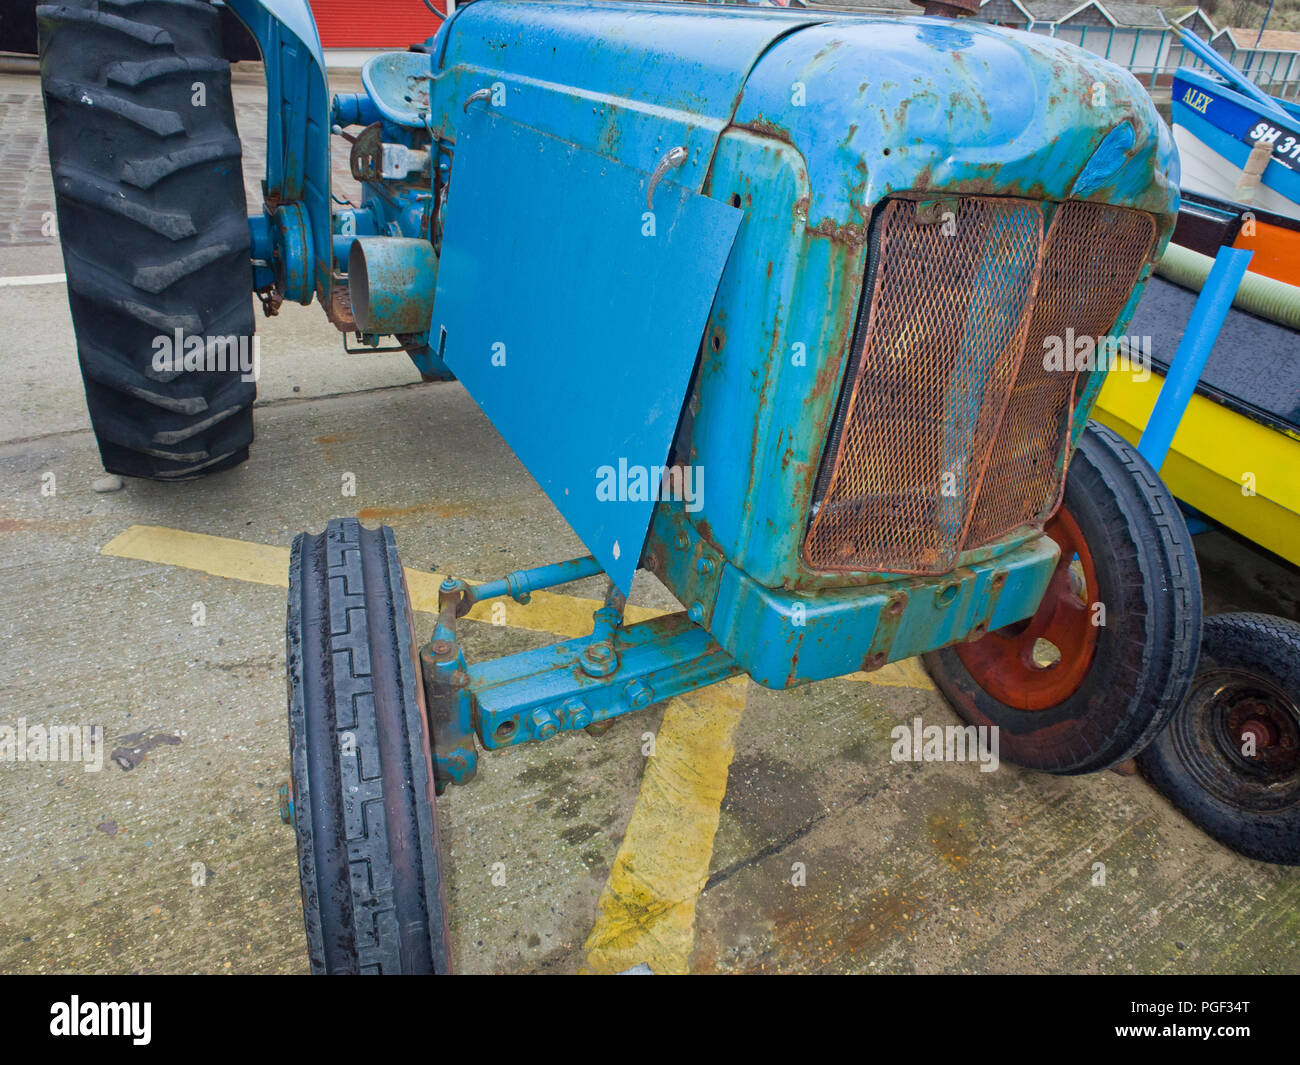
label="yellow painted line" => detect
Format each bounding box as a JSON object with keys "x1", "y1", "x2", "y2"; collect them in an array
[
  {"x1": 0, "y1": 272, "x2": 66, "y2": 287},
  {"x1": 845, "y1": 658, "x2": 934, "y2": 691},
  {"x1": 582, "y1": 675, "x2": 747, "y2": 975},
  {"x1": 99, "y1": 524, "x2": 932, "y2": 686},
  {"x1": 102, "y1": 524, "x2": 292, "y2": 586},
  {"x1": 100, "y1": 524, "x2": 659, "y2": 639}
]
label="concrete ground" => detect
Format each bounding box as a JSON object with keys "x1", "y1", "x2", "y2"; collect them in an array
[{"x1": 1, "y1": 67, "x2": 1298, "y2": 975}]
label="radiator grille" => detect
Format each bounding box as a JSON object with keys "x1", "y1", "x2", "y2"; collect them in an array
[{"x1": 804, "y1": 196, "x2": 1156, "y2": 575}]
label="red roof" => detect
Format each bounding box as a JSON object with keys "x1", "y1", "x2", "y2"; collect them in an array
[{"x1": 309, "y1": 0, "x2": 448, "y2": 49}]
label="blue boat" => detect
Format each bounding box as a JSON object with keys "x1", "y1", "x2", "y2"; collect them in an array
[
  {"x1": 1172, "y1": 69, "x2": 1300, "y2": 219},
  {"x1": 1168, "y1": 25, "x2": 1300, "y2": 220}
]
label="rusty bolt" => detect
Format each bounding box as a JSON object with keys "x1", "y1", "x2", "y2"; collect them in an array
[
  {"x1": 625, "y1": 679, "x2": 654, "y2": 710},
  {"x1": 451, "y1": 669, "x2": 471, "y2": 688},
  {"x1": 688, "y1": 601, "x2": 705, "y2": 624},
  {"x1": 674, "y1": 530, "x2": 690, "y2": 550},
  {"x1": 562, "y1": 698, "x2": 592, "y2": 730},
  {"x1": 530, "y1": 708, "x2": 558, "y2": 741},
  {"x1": 580, "y1": 640, "x2": 617, "y2": 678},
  {"x1": 696, "y1": 557, "x2": 715, "y2": 576}
]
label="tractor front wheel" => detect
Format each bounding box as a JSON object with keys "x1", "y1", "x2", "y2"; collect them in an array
[
  {"x1": 286, "y1": 518, "x2": 451, "y2": 973},
  {"x1": 923, "y1": 423, "x2": 1202, "y2": 774}
]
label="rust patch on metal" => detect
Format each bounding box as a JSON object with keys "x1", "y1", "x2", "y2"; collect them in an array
[
  {"x1": 734, "y1": 119, "x2": 795, "y2": 145},
  {"x1": 326, "y1": 282, "x2": 357, "y2": 333}
]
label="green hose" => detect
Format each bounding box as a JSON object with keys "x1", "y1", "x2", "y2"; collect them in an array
[{"x1": 1157, "y1": 242, "x2": 1300, "y2": 331}]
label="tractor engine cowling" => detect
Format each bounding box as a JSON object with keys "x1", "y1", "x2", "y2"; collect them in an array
[{"x1": 338, "y1": 0, "x2": 1178, "y2": 688}]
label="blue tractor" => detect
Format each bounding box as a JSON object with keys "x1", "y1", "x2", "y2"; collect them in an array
[{"x1": 40, "y1": 0, "x2": 1230, "y2": 972}]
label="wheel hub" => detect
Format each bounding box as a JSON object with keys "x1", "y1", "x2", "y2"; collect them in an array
[
  {"x1": 954, "y1": 505, "x2": 1100, "y2": 710},
  {"x1": 1220, "y1": 687, "x2": 1299, "y2": 773}
]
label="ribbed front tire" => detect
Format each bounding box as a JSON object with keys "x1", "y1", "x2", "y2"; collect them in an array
[{"x1": 286, "y1": 519, "x2": 451, "y2": 974}]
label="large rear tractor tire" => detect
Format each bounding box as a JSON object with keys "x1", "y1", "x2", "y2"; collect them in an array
[{"x1": 38, "y1": 0, "x2": 256, "y2": 480}]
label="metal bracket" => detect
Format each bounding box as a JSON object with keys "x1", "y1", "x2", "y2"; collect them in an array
[
  {"x1": 463, "y1": 87, "x2": 493, "y2": 113},
  {"x1": 646, "y1": 146, "x2": 688, "y2": 210}
]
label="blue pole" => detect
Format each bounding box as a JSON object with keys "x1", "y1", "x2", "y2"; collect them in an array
[
  {"x1": 1138, "y1": 246, "x2": 1254, "y2": 471},
  {"x1": 1256, "y1": 0, "x2": 1276, "y2": 48}
]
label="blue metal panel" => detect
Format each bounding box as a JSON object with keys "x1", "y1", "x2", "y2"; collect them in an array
[
  {"x1": 434, "y1": 112, "x2": 741, "y2": 594},
  {"x1": 427, "y1": 0, "x2": 830, "y2": 191},
  {"x1": 709, "y1": 534, "x2": 1059, "y2": 689},
  {"x1": 685, "y1": 16, "x2": 1181, "y2": 588},
  {"x1": 731, "y1": 18, "x2": 1180, "y2": 227}
]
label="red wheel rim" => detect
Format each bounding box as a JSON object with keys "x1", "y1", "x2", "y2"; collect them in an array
[{"x1": 954, "y1": 506, "x2": 1100, "y2": 711}]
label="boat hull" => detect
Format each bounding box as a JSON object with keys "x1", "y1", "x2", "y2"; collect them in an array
[{"x1": 1172, "y1": 68, "x2": 1300, "y2": 221}]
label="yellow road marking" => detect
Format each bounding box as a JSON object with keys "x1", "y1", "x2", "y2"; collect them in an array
[
  {"x1": 100, "y1": 523, "x2": 660, "y2": 638},
  {"x1": 99, "y1": 524, "x2": 932, "y2": 688},
  {"x1": 581, "y1": 676, "x2": 747, "y2": 974}
]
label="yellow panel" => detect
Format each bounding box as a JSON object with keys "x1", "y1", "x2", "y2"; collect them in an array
[{"x1": 1095, "y1": 370, "x2": 1300, "y2": 566}]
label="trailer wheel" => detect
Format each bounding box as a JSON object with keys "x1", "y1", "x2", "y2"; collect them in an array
[
  {"x1": 923, "y1": 423, "x2": 1202, "y2": 774},
  {"x1": 38, "y1": 0, "x2": 255, "y2": 480},
  {"x1": 286, "y1": 518, "x2": 451, "y2": 974},
  {"x1": 1138, "y1": 613, "x2": 1300, "y2": 865}
]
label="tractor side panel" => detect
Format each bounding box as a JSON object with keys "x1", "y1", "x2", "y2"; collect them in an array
[{"x1": 434, "y1": 111, "x2": 742, "y2": 594}]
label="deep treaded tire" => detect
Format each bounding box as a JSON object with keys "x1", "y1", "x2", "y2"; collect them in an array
[
  {"x1": 287, "y1": 519, "x2": 451, "y2": 974},
  {"x1": 38, "y1": 0, "x2": 255, "y2": 479},
  {"x1": 1139, "y1": 613, "x2": 1300, "y2": 865},
  {"x1": 924, "y1": 423, "x2": 1202, "y2": 774}
]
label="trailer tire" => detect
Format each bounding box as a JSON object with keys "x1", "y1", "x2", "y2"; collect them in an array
[
  {"x1": 1138, "y1": 613, "x2": 1300, "y2": 865},
  {"x1": 923, "y1": 422, "x2": 1202, "y2": 774},
  {"x1": 38, "y1": 0, "x2": 255, "y2": 480},
  {"x1": 286, "y1": 518, "x2": 451, "y2": 974}
]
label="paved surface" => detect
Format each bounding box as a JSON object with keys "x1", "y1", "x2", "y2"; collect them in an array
[{"x1": 1, "y1": 67, "x2": 1298, "y2": 975}]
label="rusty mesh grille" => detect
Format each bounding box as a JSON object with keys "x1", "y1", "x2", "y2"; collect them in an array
[
  {"x1": 804, "y1": 197, "x2": 1156, "y2": 575},
  {"x1": 964, "y1": 202, "x2": 1157, "y2": 546}
]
